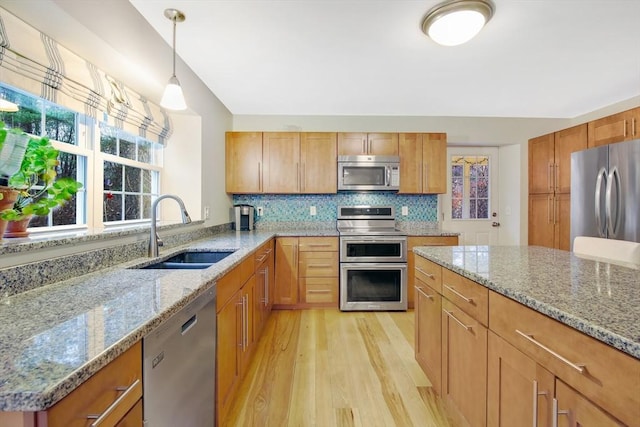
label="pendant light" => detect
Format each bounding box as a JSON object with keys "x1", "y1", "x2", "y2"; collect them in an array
[
  {"x1": 0, "y1": 99, "x2": 19, "y2": 112},
  {"x1": 422, "y1": 0, "x2": 494, "y2": 46},
  {"x1": 160, "y1": 8, "x2": 187, "y2": 110}
]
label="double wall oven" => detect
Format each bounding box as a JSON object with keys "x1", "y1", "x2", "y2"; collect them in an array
[{"x1": 337, "y1": 206, "x2": 407, "y2": 311}]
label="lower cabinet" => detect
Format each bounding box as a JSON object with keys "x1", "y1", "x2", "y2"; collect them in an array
[
  {"x1": 407, "y1": 236, "x2": 458, "y2": 308},
  {"x1": 216, "y1": 253, "x2": 261, "y2": 426},
  {"x1": 274, "y1": 236, "x2": 338, "y2": 308},
  {"x1": 487, "y1": 331, "x2": 554, "y2": 427},
  {"x1": 554, "y1": 380, "x2": 624, "y2": 427},
  {"x1": 441, "y1": 298, "x2": 488, "y2": 427},
  {"x1": 415, "y1": 279, "x2": 442, "y2": 394}
]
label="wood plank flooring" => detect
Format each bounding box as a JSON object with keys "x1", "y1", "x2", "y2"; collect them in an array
[{"x1": 223, "y1": 309, "x2": 454, "y2": 427}]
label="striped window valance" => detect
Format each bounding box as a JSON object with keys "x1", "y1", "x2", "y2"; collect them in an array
[{"x1": 0, "y1": 7, "x2": 172, "y2": 145}]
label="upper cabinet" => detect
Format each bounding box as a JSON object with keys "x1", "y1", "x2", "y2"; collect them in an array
[
  {"x1": 399, "y1": 133, "x2": 447, "y2": 194},
  {"x1": 226, "y1": 132, "x2": 337, "y2": 194},
  {"x1": 588, "y1": 107, "x2": 640, "y2": 147},
  {"x1": 226, "y1": 132, "x2": 263, "y2": 193},
  {"x1": 338, "y1": 132, "x2": 398, "y2": 156}
]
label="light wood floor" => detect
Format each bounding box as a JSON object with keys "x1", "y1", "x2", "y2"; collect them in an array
[{"x1": 224, "y1": 309, "x2": 454, "y2": 427}]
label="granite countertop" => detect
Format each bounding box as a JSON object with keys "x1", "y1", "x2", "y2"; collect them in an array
[
  {"x1": 0, "y1": 229, "x2": 339, "y2": 412},
  {"x1": 413, "y1": 245, "x2": 640, "y2": 360}
]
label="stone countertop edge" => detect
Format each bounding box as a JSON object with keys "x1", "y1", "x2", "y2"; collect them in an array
[
  {"x1": 0, "y1": 228, "x2": 342, "y2": 412},
  {"x1": 413, "y1": 246, "x2": 640, "y2": 360}
]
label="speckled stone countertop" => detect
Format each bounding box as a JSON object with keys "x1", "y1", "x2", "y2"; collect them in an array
[
  {"x1": 413, "y1": 245, "x2": 640, "y2": 360},
  {"x1": 0, "y1": 229, "x2": 338, "y2": 412}
]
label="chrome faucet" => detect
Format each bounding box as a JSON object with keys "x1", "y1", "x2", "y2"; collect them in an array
[{"x1": 149, "y1": 194, "x2": 192, "y2": 257}]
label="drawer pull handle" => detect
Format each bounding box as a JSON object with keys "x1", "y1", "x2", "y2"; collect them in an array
[
  {"x1": 256, "y1": 254, "x2": 268, "y2": 262},
  {"x1": 443, "y1": 284, "x2": 474, "y2": 303},
  {"x1": 552, "y1": 398, "x2": 570, "y2": 427},
  {"x1": 516, "y1": 330, "x2": 585, "y2": 374},
  {"x1": 415, "y1": 267, "x2": 435, "y2": 279},
  {"x1": 307, "y1": 244, "x2": 333, "y2": 247},
  {"x1": 416, "y1": 286, "x2": 434, "y2": 300},
  {"x1": 87, "y1": 378, "x2": 140, "y2": 426},
  {"x1": 308, "y1": 289, "x2": 331, "y2": 293},
  {"x1": 444, "y1": 309, "x2": 472, "y2": 331}
]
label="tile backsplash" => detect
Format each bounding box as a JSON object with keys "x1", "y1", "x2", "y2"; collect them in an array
[{"x1": 232, "y1": 193, "x2": 438, "y2": 224}]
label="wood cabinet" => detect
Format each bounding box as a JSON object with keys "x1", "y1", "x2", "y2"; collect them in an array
[
  {"x1": 415, "y1": 263, "x2": 443, "y2": 394},
  {"x1": 254, "y1": 239, "x2": 275, "y2": 337},
  {"x1": 399, "y1": 133, "x2": 447, "y2": 194},
  {"x1": 528, "y1": 125, "x2": 586, "y2": 250},
  {"x1": 337, "y1": 132, "x2": 398, "y2": 156},
  {"x1": 11, "y1": 341, "x2": 144, "y2": 427},
  {"x1": 588, "y1": 106, "x2": 640, "y2": 147},
  {"x1": 274, "y1": 237, "x2": 339, "y2": 308},
  {"x1": 263, "y1": 132, "x2": 300, "y2": 193},
  {"x1": 487, "y1": 331, "x2": 554, "y2": 427},
  {"x1": 300, "y1": 132, "x2": 337, "y2": 193},
  {"x1": 226, "y1": 132, "x2": 337, "y2": 194},
  {"x1": 216, "y1": 256, "x2": 256, "y2": 426},
  {"x1": 490, "y1": 291, "x2": 639, "y2": 426},
  {"x1": 441, "y1": 276, "x2": 488, "y2": 427},
  {"x1": 407, "y1": 236, "x2": 458, "y2": 308},
  {"x1": 225, "y1": 132, "x2": 263, "y2": 193}
]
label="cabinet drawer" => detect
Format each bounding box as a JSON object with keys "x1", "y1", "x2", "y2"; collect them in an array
[
  {"x1": 442, "y1": 269, "x2": 488, "y2": 326},
  {"x1": 45, "y1": 342, "x2": 142, "y2": 427},
  {"x1": 300, "y1": 277, "x2": 338, "y2": 304},
  {"x1": 298, "y1": 237, "x2": 338, "y2": 252},
  {"x1": 415, "y1": 256, "x2": 442, "y2": 293},
  {"x1": 254, "y1": 239, "x2": 274, "y2": 268},
  {"x1": 217, "y1": 257, "x2": 254, "y2": 311},
  {"x1": 299, "y1": 252, "x2": 338, "y2": 277},
  {"x1": 411, "y1": 236, "x2": 459, "y2": 246},
  {"x1": 490, "y1": 291, "x2": 640, "y2": 427}
]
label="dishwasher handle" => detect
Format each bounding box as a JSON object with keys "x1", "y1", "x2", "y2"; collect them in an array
[{"x1": 181, "y1": 314, "x2": 198, "y2": 335}]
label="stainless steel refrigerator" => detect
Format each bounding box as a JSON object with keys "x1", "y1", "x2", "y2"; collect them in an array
[{"x1": 570, "y1": 139, "x2": 640, "y2": 249}]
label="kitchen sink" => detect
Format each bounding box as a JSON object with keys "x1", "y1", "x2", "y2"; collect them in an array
[{"x1": 139, "y1": 250, "x2": 236, "y2": 270}]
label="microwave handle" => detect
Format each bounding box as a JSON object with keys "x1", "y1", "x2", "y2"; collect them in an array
[{"x1": 386, "y1": 166, "x2": 391, "y2": 187}]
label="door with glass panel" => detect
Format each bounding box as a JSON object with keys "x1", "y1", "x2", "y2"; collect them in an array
[{"x1": 441, "y1": 147, "x2": 500, "y2": 245}]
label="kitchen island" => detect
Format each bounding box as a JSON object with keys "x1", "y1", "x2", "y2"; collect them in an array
[{"x1": 413, "y1": 245, "x2": 639, "y2": 427}]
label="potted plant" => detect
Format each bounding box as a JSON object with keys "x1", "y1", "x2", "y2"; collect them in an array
[
  {"x1": 0, "y1": 124, "x2": 30, "y2": 238},
  {"x1": 0, "y1": 132, "x2": 82, "y2": 237}
]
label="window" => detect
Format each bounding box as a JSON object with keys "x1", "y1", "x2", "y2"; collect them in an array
[
  {"x1": 0, "y1": 82, "x2": 163, "y2": 231},
  {"x1": 451, "y1": 155, "x2": 490, "y2": 220},
  {"x1": 100, "y1": 125, "x2": 161, "y2": 224}
]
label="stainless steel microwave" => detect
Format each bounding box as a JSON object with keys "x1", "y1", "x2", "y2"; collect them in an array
[{"x1": 337, "y1": 155, "x2": 400, "y2": 191}]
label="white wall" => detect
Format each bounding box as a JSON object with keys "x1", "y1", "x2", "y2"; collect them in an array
[{"x1": 498, "y1": 144, "x2": 522, "y2": 245}]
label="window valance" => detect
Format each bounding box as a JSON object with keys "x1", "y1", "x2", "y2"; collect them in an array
[{"x1": 0, "y1": 7, "x2": 172, "y2": 145}]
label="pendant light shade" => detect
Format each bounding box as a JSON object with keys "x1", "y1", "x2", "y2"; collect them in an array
[
  {"x1": 422, "y1": 0, "x2": 494, "y2": 46},
  {"x1": 160, "y1": 8, "x2": 187, "y2": 111}
]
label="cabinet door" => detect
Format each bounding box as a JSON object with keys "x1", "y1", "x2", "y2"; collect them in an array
[
  {"x1": 529, "y1": 194, "x2": 554, "y2": 248},
  {"x1": 554, "y1": 124, "x2": 587, "y2": 194},
  {"x1": 337, "y1": 132, "x2": 367, "y2": 155},
  {"x1": 587, "y1": 108, "x2": 639, "y2": 147},
  {"x1": 225, "y1": 132, "x2": 263, "y2": 193},
  {"x1": 529, "y1": 133, "x2": 555, "y2": 194},
  {"x1": 216, "y1": 291, "x2": 242, "y2": 425},
  {"x1": 554, "y1": 380, "x2": 624, "y2": 427},
  {"x1": 255, "y1": 260, "x2": 267, "y2": 337},
  {"x1": 423, "y1": 133, "x2": 447, "y2": 194},
  {"x1": 415, "y1": 280, "x2": 442, "y2": 394},
  {"x1": 399, "y1": 133, "x2": 422, "y2": 193},
  {"x1": 263, "y1": 132, "x2": 300, "y2": 193},
  {"x1": 442, "y1": 298, "x2": 487, "y2": 427},
  {"x1": 488, "y1": 332, "x2": 554, "y2": 427},
  {"x1": 300, "y1": 132, "x2": 337, "y2": 193},
  {"x1": 274, "y1": 237, "x2": 299, "y2": 305},
  {"x1": 367, "y1": 132, "x2": 398, "y2": 155},
  {"x1": 554, "y1": 193, "x2": 571, "y2": 251},
  {"x1": 117, "y1": 399, "x2": 143, "y2": 427},
  {"x1": 240, "y1": 275, "x2": 256, "y2": 373}
]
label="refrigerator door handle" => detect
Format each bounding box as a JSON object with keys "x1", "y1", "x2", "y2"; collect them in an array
[
  {"x1": 595, "y1": 167, "x2": 608, "y2": 238},
  {"x1": 605, "y1": 166, "x2": 621, "y2": 238}
]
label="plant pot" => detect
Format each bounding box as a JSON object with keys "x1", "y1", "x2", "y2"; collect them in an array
[
  {"x1": 0, "y1": 186, "x2": 19, "y2": 239},
  {"x1": 4, "y1": 215, "x2": 32, "y2": 238}
]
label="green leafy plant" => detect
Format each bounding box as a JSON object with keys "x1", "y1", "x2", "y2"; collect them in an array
[{"x1": 0, "y1": 132, "x2": 83, "y2": 221}]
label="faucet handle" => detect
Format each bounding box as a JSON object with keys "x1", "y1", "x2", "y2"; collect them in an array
[{"x1": 156, "y1": 232, "x2": 164, "y2": 247}]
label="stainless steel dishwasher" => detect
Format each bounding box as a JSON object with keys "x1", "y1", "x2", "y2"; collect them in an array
[{"x1": 143, "y1": 287, "x2": 216, "y2": 426}]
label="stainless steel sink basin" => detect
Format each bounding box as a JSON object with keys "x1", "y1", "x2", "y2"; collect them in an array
[{"x1": 140, "y1": 250, "x2": 235, "y2": 270}]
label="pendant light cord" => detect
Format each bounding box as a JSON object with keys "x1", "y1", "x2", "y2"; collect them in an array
[{"x1": 171, "y1": 17, "x2": 177, "y2": 78}]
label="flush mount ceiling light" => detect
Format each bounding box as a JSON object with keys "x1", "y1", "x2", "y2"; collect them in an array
[
  {"x1": 160, "y1": 8, "x2": 187, "y2": 111},
  {"x1": 421, "y1": 0, "x2": 494, "y2": 46}
]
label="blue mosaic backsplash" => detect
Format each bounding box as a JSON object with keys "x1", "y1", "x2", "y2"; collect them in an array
[{"x1": 232, "y1": 193, "x2": 438, "y2": 224}]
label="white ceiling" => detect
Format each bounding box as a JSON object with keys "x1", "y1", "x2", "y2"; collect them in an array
[{"x1": 131, "y1": 1, "x2": 638, "y2": 119}]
